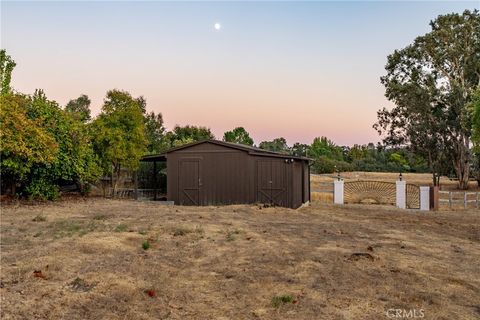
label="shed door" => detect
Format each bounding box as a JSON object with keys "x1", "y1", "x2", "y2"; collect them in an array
[
  {"x1": 178, "y1": 160, "x2": 200, "y2": 205},
  {"x1": 256, "y1": 160, "x2": 287, "y2": 206}
]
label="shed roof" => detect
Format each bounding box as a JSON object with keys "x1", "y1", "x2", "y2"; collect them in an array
[{"x1": 141, "y1": 139, "x2": 311, "y2": 162}]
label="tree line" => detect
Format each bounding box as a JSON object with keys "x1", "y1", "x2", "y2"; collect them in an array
[{"x1": 1, "y1": 10, "x2": 479, "y2": 199}]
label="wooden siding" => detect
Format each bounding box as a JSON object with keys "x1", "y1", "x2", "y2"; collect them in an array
[{"x1": 166, "y1": 141, "x2": 309, "y2": 208}]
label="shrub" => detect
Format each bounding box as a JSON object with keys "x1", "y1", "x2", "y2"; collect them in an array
[
  {"x1": 25, "y1": 177, "x2": 59, "y2": 200},
  {"x1": 142, "y1": 240, "x2": 150, "y2": 250}
]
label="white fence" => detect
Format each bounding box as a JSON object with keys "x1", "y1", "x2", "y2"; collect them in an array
[{"x1": 439, "y1": 191, "x2": 480, "y2": 209}]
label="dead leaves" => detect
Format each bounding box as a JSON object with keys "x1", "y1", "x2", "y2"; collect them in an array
[
  {"x1": 145, "y1": 289, "x2": 156, "y2": 298},
  {"x1": 33, "y1": 270, "x2": 46, "y2": 279}
]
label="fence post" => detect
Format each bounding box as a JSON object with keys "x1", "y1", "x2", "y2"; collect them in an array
[
  {"x1": 134, "y1": 170, "x2": 138, "y2": 200},
  {"x1": 396, "y1": 180, "x2": 406, "y2": 209},
  {"x1": 334, "y1": 180, "x2": 344, "y2": 204},
  {"x1": 420, "y1": 186, "x2": 430, "y2": 211}
]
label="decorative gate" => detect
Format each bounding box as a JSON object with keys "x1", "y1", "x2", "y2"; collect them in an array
[
  {"x1": 344, "y1": 181, "x2": 420, "y2": 209},
  {"x1": 406, "y1": 184, "x2": 420, "y2": 209},
  {"x1": 344, "y1": 181, "x2": 396, "y2": 205}
]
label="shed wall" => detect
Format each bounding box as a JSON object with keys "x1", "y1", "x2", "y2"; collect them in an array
[{"x1": 166, "y1": 142, "x2": 308, "y2": 208}]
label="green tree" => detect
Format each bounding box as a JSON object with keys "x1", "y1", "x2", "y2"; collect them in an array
[
  {"x1": 469, "y1": 88, "x2": 480, "y2": 185},
  {"x1": 308, "y1": 137, "x2": 343, "y2": 161},
  {"x1": 144, "y1": 111, "x2": 169, "y2": 153},
  {"x1": 167, "y1": 125, "x2": 214, "y2": 147},
  {"x1": 389, "y1": 152, "x2": 410, "y2": 171},
  {"x1": 0, "y1": 93, "x2": 58, "y2": 195},
  {"x1": 65, "y1": 94, "x2": 91, "y2": 122},
  {"x1": 258, "y1": 137, "x2": 289, "y2": 153},
  {"x1": 24, "y1": 90, "x2": 101, "y2": 199},
  {"x1": 223, "y1": 127, "x2": 254, "y2": 146},
  {"x1": 291, "y1": 143, "x2": 309, "y2": 157},
  {"x1": 91, "y1": 90, "x2": 147, "y2": 194},
  {"x1": 470, "y1": 88, "x2": 480, "y2": 152},
  {"x1": 0, "y1": 50, "x2": 16, "y2": 95},
  {"x1": 374, "y1": 10, "x2": 480, "y2": 189}
]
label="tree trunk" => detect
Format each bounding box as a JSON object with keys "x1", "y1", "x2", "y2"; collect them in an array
[
  {"x1": 453, "y1": 136, "x2": 471, "y2": 190},
  {"x1": 112, "y1": 164, "x2": 121, "y2": 197}
]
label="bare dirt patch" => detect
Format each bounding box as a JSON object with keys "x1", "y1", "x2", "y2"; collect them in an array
[{"x1": 1, "y1": 199, "x2": 479, "y2": 319}]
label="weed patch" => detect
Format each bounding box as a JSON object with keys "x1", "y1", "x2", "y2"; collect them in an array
[
  {"x1": 32, "y1": 215, "x2": 46, "y2": 222},
  {"x1": 114, "y1": 224, "x2": 128, "y2": 232},
  {"x1": 70, "y1": 277, "x2": 95, "y2": 292},
  {"x1": 173, "y1": 227, "x2": 193, "y2": 236},
  {"x1": 49, "y1": 220, "x2": 103, "y2": 238},
  {"x1": 226, "y1": 229, "x2": 241, "y2": 242}
]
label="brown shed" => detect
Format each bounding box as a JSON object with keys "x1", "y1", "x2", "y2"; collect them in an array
[{"x1": 141, "y1": 140, "x2": 310, "y2": 208}]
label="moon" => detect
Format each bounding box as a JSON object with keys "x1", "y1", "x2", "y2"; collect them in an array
[{"x1": 214, "y1": 23, "x2": 221, "y2": 31}]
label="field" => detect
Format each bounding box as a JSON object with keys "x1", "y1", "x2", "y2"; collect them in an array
[{"x1": 1, "y1": 198, "x2": 479, "y2": 319}]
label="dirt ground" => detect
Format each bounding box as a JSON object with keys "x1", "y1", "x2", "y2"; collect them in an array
[{"x1": 1, "y1": 199, "x2": 479, "y2": 320}]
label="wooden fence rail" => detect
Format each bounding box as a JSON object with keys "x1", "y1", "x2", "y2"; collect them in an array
[
  {"x1": 110, "y1": 188, "x2": 159, "y2": 200},
  {"x1": 311, "y1": 182, "x2": 334, "y2": 194},
  {"x1": 438, "y1": 191, "x2": 479, "y2": 209}
]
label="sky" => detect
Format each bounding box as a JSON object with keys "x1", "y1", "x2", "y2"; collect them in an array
[{"x1": 1, "y1": 1, "x2": 478, "y2": 146}]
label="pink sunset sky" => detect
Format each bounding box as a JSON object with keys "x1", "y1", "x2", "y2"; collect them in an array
[{"x1": 2, "y1": 1, "x2": 477, "y2": 146}]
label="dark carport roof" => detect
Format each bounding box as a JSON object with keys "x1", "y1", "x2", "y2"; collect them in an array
[{"x1": 140, "y1": 139, "x2": 311, "y2": 162}]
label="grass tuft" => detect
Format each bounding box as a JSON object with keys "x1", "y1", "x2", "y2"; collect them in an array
[
  {"x1": 271, "y1": 295, "x2": 294, "y2": 308},
  {"x1": 142, "y1": 240, "x2": 150, "y2": 250},
  {"x1": 114, "y1": 224, "x2": 128, "y2": 232},
  {"x1": 173, "y1": 227, "x2": 192, "y2": 237},
  {"x1": 226, "y1": 229, "x2": 241, "y2": 242},
  {"x1": 32, "y1": 215, "x2": 46, "y2": 222}
]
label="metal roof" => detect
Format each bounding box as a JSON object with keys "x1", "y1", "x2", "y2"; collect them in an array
[{"x1": 141, "y1": 139, "x2": 311, "y2": 162}]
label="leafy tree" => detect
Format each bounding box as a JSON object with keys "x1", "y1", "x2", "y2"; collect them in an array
[
  {"x1": 469, "y1": 88, "x2": 480, "y2": 185},
  {"x1": 291, "y1": 143, "x2": 309, "y2": 157},
  {"x1": 389, "y1": 152, "x2": 410, "y2": 171},
  {"x1": 308, "y1": 137, "x2": 343, "y2": 161},
  {"x1": 470, "y1": 88, "x2": 480, "y2": 152},
  {"x1": 347, "y1": 144, "x2": 369, "y2": 162},
  {"x1": 65, "y1": 94, "x2": 91, "y2": 122},
  {"x1": 91, "y1": 90, "x2": 147, "y2": 194},
  {"x1": 0, "y1": 50, "x2": 16, "y2": 95},
  {"x1": 167, "y1": 125, "x2": 214, "y2": 147},
  {"x1": 0, "y1": 93, "x2": 58, "y2": 195},
  {"x1": 144, "y1": 111, "x2": 169, "y2": 153},
  {"x1": 258, "y1": 137, "x2": 289, "y2": 153},
  {"x1": 223, "y1": 127, "x2": 254, "y2": 146},
  {"x1": 374, "y1": 10, "x2": 480, "y2": 189},
  {"x1": 24, "y1": 90, "x2": 101, "y2": 199}
]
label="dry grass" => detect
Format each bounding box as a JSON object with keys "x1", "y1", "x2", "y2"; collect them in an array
[{"x1": 1, "y1": 198, "x2": 479, "y2": 319}]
